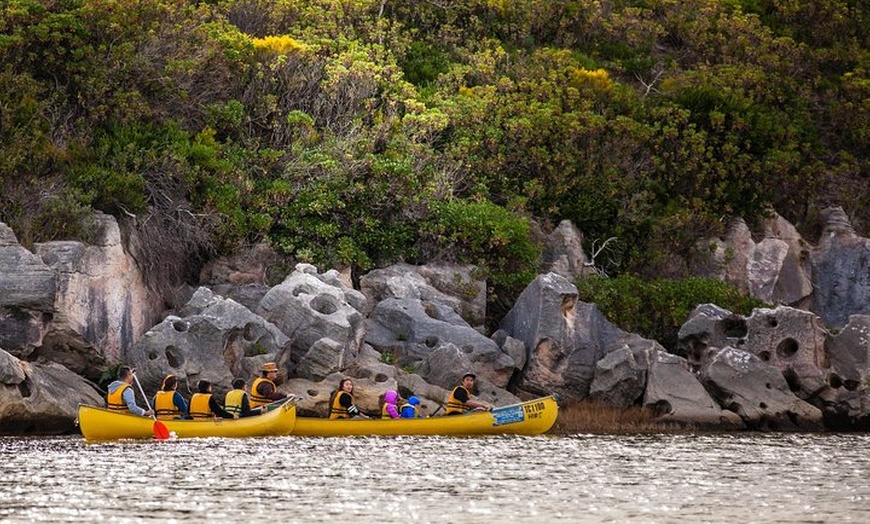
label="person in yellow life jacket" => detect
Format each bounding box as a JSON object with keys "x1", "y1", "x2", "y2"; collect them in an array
[
  {"x1": 106, "y1": 366, "x2": 153, "y2": 417},
  {"x1": 329, "y1": 377, "x2": 369, "y2": 419},
  {"x1": 381, "y1": 389, "x2": 400, "y2": 419},
  {"x1": 445, "y1": 372, "x2": 492, "y2": 415},
  {"x1": 250, "y1": 362, "x2": 287, "y2": 409},
  {"x1": 152, "y1": 374, "x2": 189, "y2": 420},
  {"x1": 189, "y1": 380, "x2": 233, "y2": 419},
  {"x1": 224, "y1": 378, "x2": 256, "y2": 418}
]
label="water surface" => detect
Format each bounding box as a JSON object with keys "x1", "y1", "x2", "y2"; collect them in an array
[{"x1": 1, "y1": 433, "x2": 867, "y2": 523}]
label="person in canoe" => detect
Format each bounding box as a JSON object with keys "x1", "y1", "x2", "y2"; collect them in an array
[
  {"x1": 250, "y1": 362, "x2": 287, "y2": 409},
  {"x1": 189, "y1": 380, "x2": 234, "y2": 419},
  {"x1": 224, "y1": 377, "x2": 257, "y2": 418},
  {"x1": 445, "y1": 372, "x2": 492, "y2": 415},
  {"x1": 329, "y1": 377, "x2": 369, "y2": 419},
  {"x1": 106, "y1": 366, "x2": 154, "y2": 417},
  {"x1": 400, "y1": 396, "x2": 422, "y2": 418},
  {"x1": 381, "y1": 389, "x2": 400, "y2": 419},
  {"x1": 152, "y1": 374, "x2": 189, "y2": 420}
]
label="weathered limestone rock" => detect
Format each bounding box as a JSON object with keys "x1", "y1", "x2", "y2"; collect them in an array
[
  {"x1": 811, "y1": 207, "x2": 870, "y2": 327},
  {"x1": 676, "y1": 304, "x2": 749, "y2": 368},
  {"x1": 500, "y1": 273, "x2": 627, "y2": 401},
  {"x1": 33, "y1": 213, "x2": 160, "y2": 378},
  {"x1": 0, "y1": 349, "x2": 103, "y2": 435},
  {"x1": 0, "y1": 222, "x2": 55, "y2": 356},
  {"x1": 0, "y1": 222, "x2": 56, "y2": 312},
  {"x1": 359, "y1": 262, "x2": 486, "y2": 327},
  {"x1": 125, "y1": 287, "x2": 290, "y2": 394},
  {"x1": 741, "y1": 307, "x2": 829, "y2": 402},
  {"x1": 824, "y1": 315, "x2": 870, "y2": 427},
  {"x1": 643, "y1": 351, "x2": 744, "y2": 429},
  {"x1": 257, "y1": 263, "x2": 366, "y2": 375},
  {"x1": 698, "y1": 346, "x2": 823, "y2": 430},
  {"x1": 588, "y1": 337, "x2": 658, "y2": 409},
  {"x1": 365, "y1": 298, "x2": 511, "y2": 386},
  {"x1": 691, "y1": 213, "x2": 813, "y2": 306},
  {"x1": 542, "y1": 220, "x2": 593, "y2": 282}
]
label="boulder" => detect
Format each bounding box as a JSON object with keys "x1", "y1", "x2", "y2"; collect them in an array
[
  {"x1": 0, "y1": 348, "x2": 103, "y2": 435},
  {"x1": 500, "y1": 273, "x2": 627, "y2": 400},
  {"x1": 33, "y1": 212, "x2": 160, "y2": 378},
  {"x1": 541, "y1": 220, "x2": 593, "y2": 282},
  {"x1": 740, "y1": 306, "x2": 829, "y2": 401},
  {"x1": 125, "y1": 287, "x2": 290, "y2": 394},
  {"x1": 365, "y1": 298, "x2": 510, "y2": 386},
  {"x1": 676, "y1": 303, "x2": 749, "y2": 368},
  {"x1": 643, "y1": 351, "x2": 744, "y2": 429},
  {"x1": 810, "y1": 207, "x2": 870, "y2": 327},
  {"x1": 359, "y1": 262, "x2": 486, "y2": 327},
  {"x1": 257, "y1": 263, "x2": 366, "y2": 375},
  {"x1": 588, "y1": 336, "x2": 658, "y2": 408},
  {"x1": 0, "y1": 222, "x2": 56, "y2": 312},
  {"x1": 698, "y1": 346, "x2": 823, "y2": 430}
]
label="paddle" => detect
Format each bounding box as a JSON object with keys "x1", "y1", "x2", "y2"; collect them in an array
[{"x1": 132, "y1": 373, "x2": 170, "y2": 440}]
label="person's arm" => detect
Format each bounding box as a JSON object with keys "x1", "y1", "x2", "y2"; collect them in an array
[
  {"x1": 386, "y1": 403, "x2": 400, "y2": 419},
  {"x1": 340, "y1": 393, "x2": 366, "y2": 418},
  {"x1": 239, "y1": 393, "x2": 257, "y2": 417},
  {"x1": 209, "y1": 396, "x2": 234, "y2": 419},
  {"x1": 123, "y1": 387, "x2": 148, "y2": 417},
  {"x1": 256, "y1": 381, "x2": 286, "y2": 401},
  {"x1": 174, "y1": 392, "x2": 189, "y2": 418}
]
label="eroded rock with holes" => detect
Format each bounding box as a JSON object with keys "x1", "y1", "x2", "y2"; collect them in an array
[
  {"x1": 359, "y1": 262, "x2": 486, "y2": 328},
  {"x1": 824, "y1": 314, "x2": 870, "y2": 428},
  {"x1": 257, "y1": 263, "x2": 366, "y2": 377},
  {"x1": 643, "y1": 351, "x2": 744, "y2": 429},
  {"x1": 740, "y1": 307, "x2": 830, "y2": 403},
  {"x1": 0, "y1": 348, "x2": 103, "y2": 435},
  {"x1": 365, "y1": 298, "x2": 512, "y2": 386},
  {"x1": 698, "y1": 346, "x2": 823, "y2": 430},
  {"x1": 676, "y1": 304, "x2": 750, "y2": 369},
  {"x1": 500, "y1": 273, "x2": 627, "y2": 401},
  {"x1": 125, "y1": 287, "x2": 290, "y2": 394}
]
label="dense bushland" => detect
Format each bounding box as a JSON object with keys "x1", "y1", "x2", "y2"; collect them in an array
[{"x1": 1, "y1": 0, "x2": 866, "y2": 325}]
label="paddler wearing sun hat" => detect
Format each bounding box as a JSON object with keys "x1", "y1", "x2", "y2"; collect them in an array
[{"x1": 250, "y1": 361, "x2": 287, "y2": 408}]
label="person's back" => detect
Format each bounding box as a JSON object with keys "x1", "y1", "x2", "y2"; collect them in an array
[
  {"x1": 189, "y1": 380, "x2": 234, "y2": 419},
  {"x1": 106, "y1": 366, "x2": 153, "y2": 417},
  {"x1": 154, "y1": 374, "x2": 188, "y2": 420},
  {"x1": 224, "y1": 378, "x2": 254, "y2": 418},
  {"x1": 381, "y1": 390, "x2": 400, "y2": 419},
  {"x1": 400, "y1": 396, "x2": 421, "y2": 419}
]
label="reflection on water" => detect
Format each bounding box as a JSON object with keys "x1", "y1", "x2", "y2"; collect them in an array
[{"x1": 1, "y1": 433, "x2": 867, "y2": 523}]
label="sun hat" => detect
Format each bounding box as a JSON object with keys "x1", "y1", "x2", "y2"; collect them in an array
[
  {"x1": 261, "y1": 362, "x2": 279, "y2": 373},
  {"x1": 462, "y1": 372, "x2": 476, "y2": 380}
]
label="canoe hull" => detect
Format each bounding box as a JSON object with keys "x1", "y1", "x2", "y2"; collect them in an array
[
  {"x1": 293, "y1": 396, "x2": 558, "y2": 436},
  {"x1": 77, "y1": 402, "x2": 297, "y2": 441}
]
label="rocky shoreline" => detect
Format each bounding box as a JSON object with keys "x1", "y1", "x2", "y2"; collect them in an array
[{"x1": 1, "y1": 207, "x2": 869, "y2": 435}]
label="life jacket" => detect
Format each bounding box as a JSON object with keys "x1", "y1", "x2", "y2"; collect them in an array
[
  {"x1": 381, "y1": 402, "x2": 398, "y2": 419},
  {"x1": 250, "y1": 377, "x2": 276, "y2": 408},
  {"x1": 224, "y1": 389, "x2": 246, "y2": 418},
  {"x1": 154, "y1": 390, "x2": 181, "y2": 420},
  {"x1": 107, "y1": 383, "x2": 131, "y2": 412},
  {"x1": 400, "y1": 403, "x2": 418, "y2": 418},
  {"x1": 445, "y1": 386, "x2": 470, "y2": 415},
  {"x1": 189, "y1": 393, "x2": 213, "y2": 419},
  {"x1": 329, "y1": 391, "x2": 352, "y2": 420}
]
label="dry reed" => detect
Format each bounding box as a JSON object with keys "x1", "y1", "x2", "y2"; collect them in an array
[{"x1": 550, "y1": 400, "x2": 697, "y2": 435}]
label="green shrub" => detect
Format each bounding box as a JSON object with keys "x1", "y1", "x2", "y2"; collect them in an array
[{"x1": 575, "y1": 274, "x2": 766, "y2": 351}]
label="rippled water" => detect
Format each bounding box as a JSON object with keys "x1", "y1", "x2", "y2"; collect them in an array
[{"x1": 1, "y1": 433, "x2": 867, "y2": 523}]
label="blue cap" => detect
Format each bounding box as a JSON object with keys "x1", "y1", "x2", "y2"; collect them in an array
[{"x1": 408, "y1": 396, "x2": 420, "y2": 405}]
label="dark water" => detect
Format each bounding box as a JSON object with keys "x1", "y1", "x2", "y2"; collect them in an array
[{"x1": 1, "y1": 433, "x2": 867, "y2": 523}]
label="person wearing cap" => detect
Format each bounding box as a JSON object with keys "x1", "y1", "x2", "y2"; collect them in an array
[
  {"x1": 328, "y1": 377, "x2": 369, "y2": 419},
  {"x1": 250, "y1": 362, "x2": 287, "y2": 409},
  {"x1": 400, "y1": 396, "x2": 422, "y2": 418},
  {"x1": 445, "y1": 372, "x2": 492, "y2": 415},
  {"x1": 152, "y1": 374, "x2": 189, "y2": 420},
  {"x1": 189, "y1": 380, "x2": 234, "y2": 419},
  {"x1": 224, "y1": 378, "x2": 256, "y2": 418},
  {"x1": 106, "y1": 365, "x2": 154, "y2": 417}
]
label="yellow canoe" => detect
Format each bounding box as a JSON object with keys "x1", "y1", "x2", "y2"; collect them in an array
[
  {"x1": 292, "y1": 396, "x2": 558, "y2": 436},
  {"x1": 77, "y1": 401, "x2": 297, "y2": 441}
]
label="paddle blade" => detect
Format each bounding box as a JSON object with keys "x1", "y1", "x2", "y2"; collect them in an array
[{"x1": 153, "y1": 420, "x2": 170, "y2": 440}]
